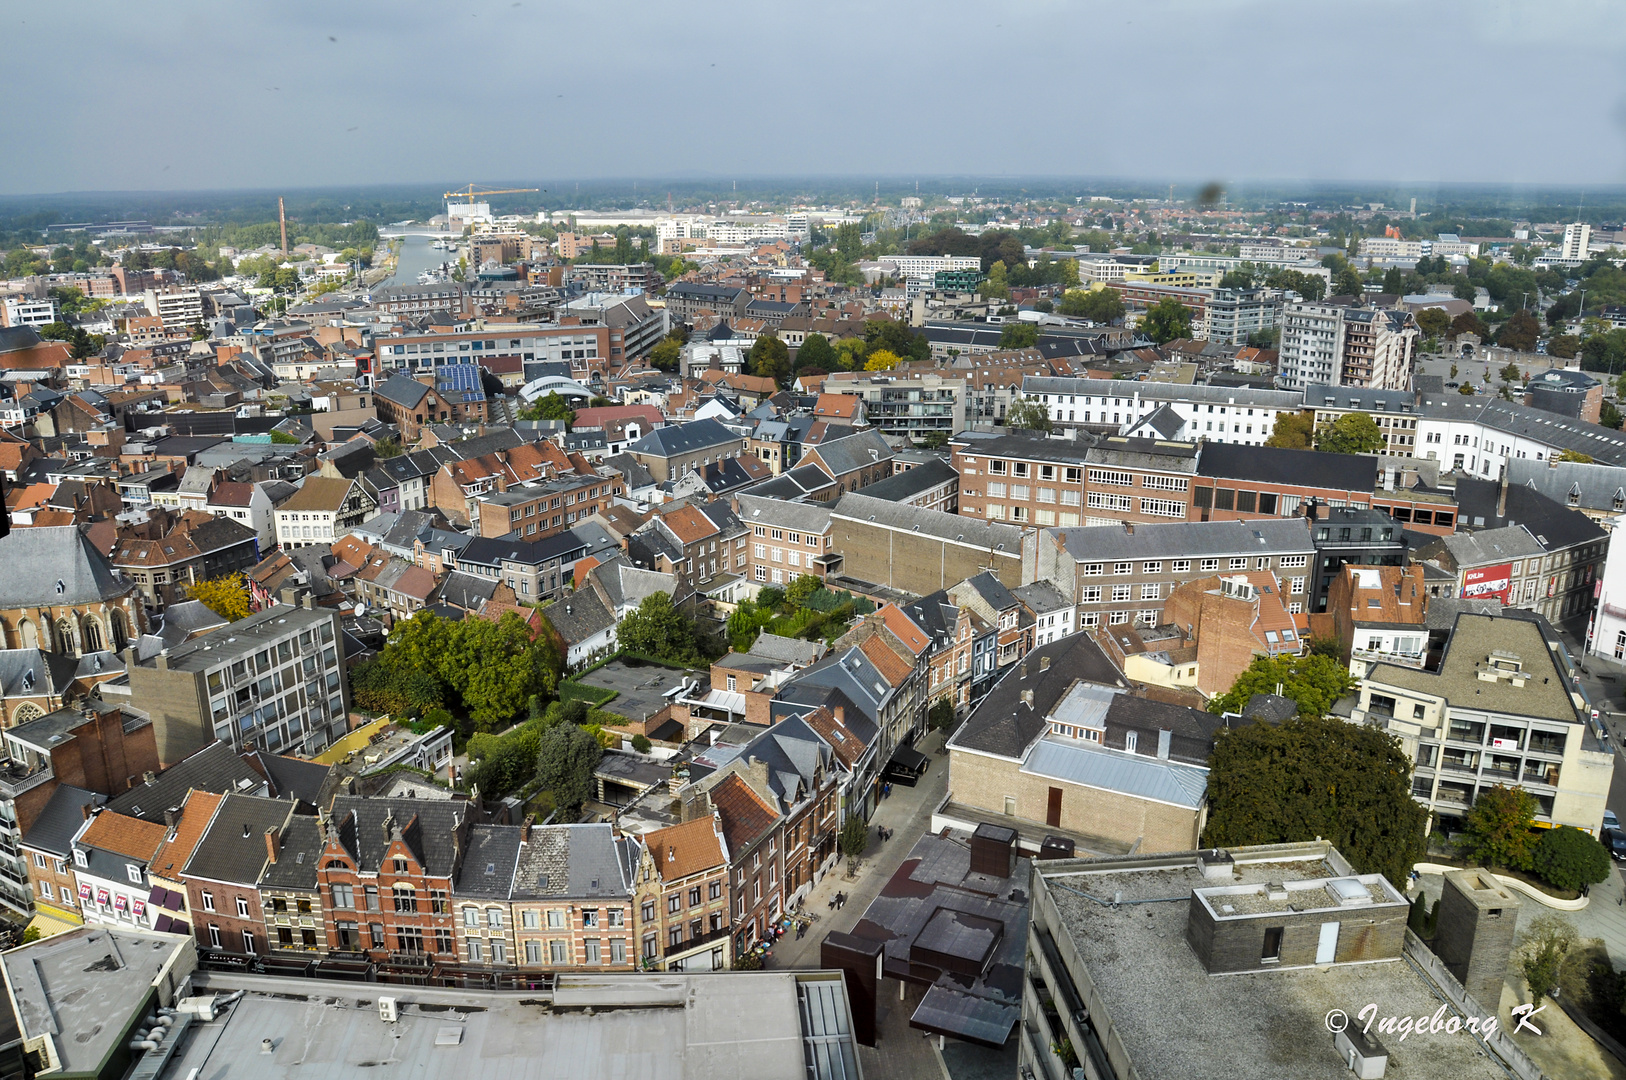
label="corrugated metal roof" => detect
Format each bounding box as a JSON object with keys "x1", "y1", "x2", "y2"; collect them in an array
[{"x1": 1021, "y1": 738, "x2": 1209, "y2": 808}]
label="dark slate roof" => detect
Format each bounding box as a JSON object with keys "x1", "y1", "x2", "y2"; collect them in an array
[
  {"x1": 250, "y1": 754, "x2": 331, "y2": 806},
  {"x1": 182, "y1": 793, "x2": 295, "y2": 885},
  {"x1": 1132, "y1": 402, "x2": 1186, "y2": 440},
  {"x1": 958, "y1": 570, "x2": 1019, "y2": 613},
  {"x1": 510, "y1": 823, "x2": 636, "y2": 900},
  {"x1": 1196, "y1": 442, "x2": 1376, "y2": 491},
  {"x1": 545, "y1": 588, "x2": 616, "y2": 644},
  {"x1": 1453, "y1": 477, "x2": 1607, "y2": 552},
  {"x1": 439, "y1": 570, "x2": 499, "y2": 611},
  {"x1": 375, "y1": 373, "x2": 431, "y2": 409},
  {"x1": 626, "y1": 417, "x2": 740, "y2": 459},
  {"x1": 0, "y1": 525, "x2": 129, "y2": 607},
  {"x1": 1241, "y1": 693, "x2": 1300, "y2": 724},
  {"x1": 328, "y1": 795, "x2": 472, "y2": 876},
  {"x1": 106, "y1": 742, "x2": 271, "y2": 822},
  {"x1": 950, "y1": 634, "x2": 1127, "y2": 759},
  {"x1": 260, "y1": 814, "x2": 323, "y2": 890},
  {"x1": 454, "y1": 824, "x2": 523, "y2": 899},
  {"x1": 19, "y1": 784, "x2": 104, "y2": 857}
]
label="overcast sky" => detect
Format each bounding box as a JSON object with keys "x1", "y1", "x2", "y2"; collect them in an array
[{"x1": 2, "y1": 0, "x2": 1624, "y2": 195}]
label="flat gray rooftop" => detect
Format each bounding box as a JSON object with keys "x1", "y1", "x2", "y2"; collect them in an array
[
  {"x1": 1040, "y1": 857, "x2": 1508, "y2": 1080},
  {"x1": 1, "y1": 926, "x2": 192, "y2": 1077},
  {"x1": 170, "y1": 969, "x2": 859, "y2": 1080}
]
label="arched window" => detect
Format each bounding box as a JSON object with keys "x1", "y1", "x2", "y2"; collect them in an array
[
  {"x1": 54, "y1": 619, "x2": 77, "y2": 657},
  {"x1": 16, "y1": 619, "x2": 37, "y2": 651},
  {"x1": 109, "y1": 610, "x2": 130, "y2": 653},
  {"x1": 11, "y1": 702, "x2": 45, "y2": 725},
  {"x1": 81, "y1": 617, "x2": 104, "y2": 654}
]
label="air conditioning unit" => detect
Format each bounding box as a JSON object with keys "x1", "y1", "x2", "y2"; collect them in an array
[
  {"x1": 378, "y1": 997, "x2": 398, "y2": 1023},
  {"x1": 1335, "y1": 1025, "x2": 1387, "y2": 1078}
]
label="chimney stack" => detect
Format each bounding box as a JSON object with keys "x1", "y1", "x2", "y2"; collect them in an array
[
  {"x1": 265, "y1": 827, "x2": 280, "y2": 864},
  {"x1": 1157, "y1": 729, "x2": 1172, "y2": 760},
  {"x1": 1496, "y1": 465, "x2": 1509, "y2": 519},
  {"x1": 163, "y1": 808, "x2": 178, "y2": 829},
  {"x1": 833, "y1": 705, "x2": 844, "y2": 725},
  {"x1": 1040, "y1": 656, "x2": 1051, "y2": 672}
]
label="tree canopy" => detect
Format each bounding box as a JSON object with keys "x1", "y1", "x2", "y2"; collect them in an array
[
  {"x1": 1006, "y1": 396, "x2": 1053, "y2": 434},
  {"x1": 1314, "y1": 412, "x2": 1386, "y2": 455},
  {"x1": 615, "y1": 593, "x2": 709, "y2": 666},
  {"x1": 1531, "y1": 826, "x2": 1611, "y2": 893},
  {"x1": 518, "y1": 392, "x2": 577, "y2": 425},
  {"x1": 1058, "y1": 288, "x2": 1125, "y2": 324},
  {"x1": 1458, "y1": 784, "x2": 1539, "y2": 871},
  {"x1": 863, "y1": 348, "x2": 903, "y2": 372},
  {"x1": 748, "y1": 335, "x2": 791, "y2": 384},
  {"x1": 536, "y1": 721, "x2": 603, "y2": 819},
  {"x1": 1415, "y1": 308, "x2": 1451, "y2": 339},
  {"x1": 351, "y1": 611, "x2": 551, "y2": 732},
  {"x1": 1139, "y1": 297, "x2": 1193, "y2": 344},
  {"x1": 1202, "y1": 716, "x2": 1428, "y2": 889},
  {"x1": 999, "y1": 322, "x2": 1039, "y2": 350},
  {"x1": 186, "y1": 573, "x2": 251, "y2": 622},
  {"x1": 1265, "y1": 412, "x2": 1314, "y2": 450},
  {"x1": 795, "y1": 332, "x2": 836, "y2": 372},
  {"x1": 1208, "y1": 652, "x2": 1355, "y2": 719},
  {"x1": 1497, "y1": 309, "x2": 1540, "y2": 352}
]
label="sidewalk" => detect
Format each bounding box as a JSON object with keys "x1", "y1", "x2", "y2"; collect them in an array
[{"x1": 765, "y1": 727, "x2": 950, "y2": 971}]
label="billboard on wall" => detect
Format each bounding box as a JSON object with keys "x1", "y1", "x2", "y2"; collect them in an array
[{"x1": 1462, "y1": 563, "x2": 1513, "y2": 602}]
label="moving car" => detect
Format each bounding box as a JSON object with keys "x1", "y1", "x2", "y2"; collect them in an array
[{"x1": 1603, "y1": 827, "x2": 1626, "y2": 863}]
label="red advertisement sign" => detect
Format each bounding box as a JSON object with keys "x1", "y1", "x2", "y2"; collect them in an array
[{"x1": 1462, "y1": 563, "x2": 1513, "y2": 603}]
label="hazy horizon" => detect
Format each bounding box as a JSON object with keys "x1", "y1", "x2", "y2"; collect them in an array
[{"x1": 3, "y1": 0, "x2": 1624, "y2": 198}]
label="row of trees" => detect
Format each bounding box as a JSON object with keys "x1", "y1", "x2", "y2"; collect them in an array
[{"x1": 1265, "y1": 411, "x2": 1387, "y2": 454}]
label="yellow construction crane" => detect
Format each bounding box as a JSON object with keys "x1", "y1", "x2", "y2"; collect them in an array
[{"x1": 443, "y1": 184, "x2": 539, "y2": 205}]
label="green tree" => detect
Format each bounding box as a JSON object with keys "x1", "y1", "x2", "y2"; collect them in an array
[
  {"x1": 616, "y1": 593, "x2": 707, "y2": 665},
  {"x1": 1602, "y1": 402, "x2": 1623, "y2": 430},
  {"x1": 748, "y1": 335, "x2": 791, "y2": 384},
  {"x1": 863, "y1": 319, "x2": 929, "y2": 363},
  {"x1": 269, "y1": 429, "x2": 301, "y2": 445},
  {"x1": 1139, "y1": 297, "x2": 1193, "y2": 344},
  {"x1": 928, "y1": 698, "x2": 956, "y2": 732},
  {"x1": 519, "y1": 391, "x2": 577, "y2": 425},
  {"x1": 1499, "y1": 362, "x2": 1523, "y2": 385},
  {"x1": 1531, "y1": 826, "x2": 1611, "y2": 893},
  {"x1": 185, "y1": 573, "x2": 251, "y2": 622},
  {"x1": 1449, "y1": 311, "x2": 1487, "y2": 339},
  {"x1": 1382, "y1": 268, "x2": 1404, "y2": 294},
  {"x1": 1333, "y1": 266, "x2": 1364, "y2": 298},
  {"x1": 1265, "y1": 412, "x2": 1314, "y2": 450},
  {"x1": 1006, "y1": 396, "x2": 1053, "y2": 434},
  {"x1": 648, "y1": 336, "x2": 682, "y2": 372},
  {"x1": 795, "y1": 332, "x2": 835, "y2": 373},
  {"x1": 982, "y1": 261, "x2": 1010, "y2": 300},
  {"x1": 1457, "y1": 784, "x2": 1539, "y2": 871},
  {"x1": 1208, "y1": 653, "x2": 1355, "y2": 719},
  {"x1": 785, "y1": 574, "x2": 822, "y2": 609},
  {"x1": 839, "y1": 816, "x2": 869, "y2": 861},
  {"x1": 1201, "y1": 716, "x2": 1428, "y2": 889},
  {"x1": 1059, "y1": 288, "x2": 1125, "y2": 324},
  {"x1": 1314, "y1": 413, "x2": 1387, "y2": 455},
  {"x1": 535, "y1": 721, "x2": 603, "y2": 820},
  {"x1": 1518, "y1": 914, "x2": 1578, "y2": 1002},
  {"x1": 1415, "y1": 308, "x2": 1451, "y2": 339},
  {"x1": 1548, "y1": 333, "x2": 1581, "y2": 359},
  {"x1": 1498, "y1": 309, "x2": 1540, "y2": 352},
  {"x1": 448, "y1": 614, "x2": 542, "y2": 731},
  {"x1": 630, "y1": 734, "x2": 653, "y2": 754},
  {"x1": 999, "y1": 322, "x2": 1039, "y2": 350},
  {"x1": 372, "y1": 437, "x2": 403, "y2": 458},
  {"x1": 466, "y1": 725, "x2": 543, "y2": 798}
]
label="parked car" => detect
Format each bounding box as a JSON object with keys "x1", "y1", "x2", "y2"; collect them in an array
[
  {"x1": 1606, "y1": 809, "x2": 1620, "y2": 831},
  {"x1": 1603, "y1": 828, "x2": 1626, "y2": 863}
]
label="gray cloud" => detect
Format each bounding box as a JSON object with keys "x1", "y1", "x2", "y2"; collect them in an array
[{"x1": 1, "y1": 0, "x2": 1622, "y2": 194}]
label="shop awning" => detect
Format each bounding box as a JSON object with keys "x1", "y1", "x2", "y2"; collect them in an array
[{"x1": 888, "y1": 744, "x2": 930, "y2": 774}]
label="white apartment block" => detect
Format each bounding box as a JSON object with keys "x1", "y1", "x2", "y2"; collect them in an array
[
  {"x1": 1562, "y1": 223, "x2": 1591, "y2": 262},
  {"x1": 1022, "y1": 376, "x2": 1301, "y2": 448},
  {"x1": 1588, "y1": 513, "x2": 1626, "y2": 664},
  {"x1": 3, "y1": 296, "x2": 58, "y2": 328},
  {"x1": 1360, "y1": 237, "x2": 1424, "y2": 260},
  {"x1": 877, "y1": 255, "x2": 982, "y2": 282},
  {"x1": 1277, "y1": 302, "x2": 1416, "y2": 391},
  {"x1": 143, "y1": 287, "x2": 204, "y2": 332}
]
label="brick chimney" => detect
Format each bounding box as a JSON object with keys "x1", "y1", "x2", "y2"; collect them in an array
[
  {"x1": 1497, "y1": 465, "x2": 1509, "y2": 519},
  {"x1": 833, "y1": 706, "x2": 844, "y2": 726},
  {"x1": 265, "y1": 827, "x2": 280, "y2": 864}
]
